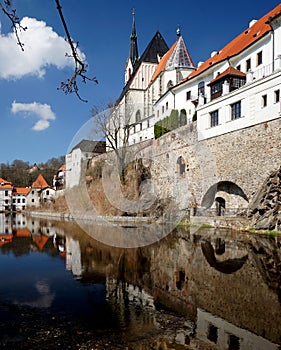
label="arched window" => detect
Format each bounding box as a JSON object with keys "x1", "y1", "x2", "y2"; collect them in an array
[
  {"x1": 167, "y1": 80, "x2": 173, "y2": 90},
  {"x1": 135, "y1": 110, "x2": 141, "y2": 122}
]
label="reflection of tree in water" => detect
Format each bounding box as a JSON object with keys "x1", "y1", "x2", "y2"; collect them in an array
[{"x1": 249, "y1": 235, "x2": 281, "y2": 303}]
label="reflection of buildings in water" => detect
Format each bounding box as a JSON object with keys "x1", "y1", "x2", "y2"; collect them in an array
[
  {"x1": 0, "y1": 213, "x2": 12, "y2": 234},
  {"x1": 106, "y1": 278, "x2": 155, "y2": 308},
  {"x1": 12, "y1": 212, "x2": 27, "y2": 229},
  {"x1": 65, "y1": 236, "x2": 83, "y2": 278},
  {"x1": 106, "y1": 278, "x2": 156, "y2": 331},
  {"x1": 196, "y1": 308, "x2": 279, "y2": 350}
]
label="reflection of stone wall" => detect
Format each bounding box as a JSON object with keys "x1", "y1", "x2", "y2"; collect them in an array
[
  {"x1": 146, "y1": 229, "x2": 281, "y2": 344},
  {"x1": 64, "y1": 222, "x2": 281, "y2": 345}
]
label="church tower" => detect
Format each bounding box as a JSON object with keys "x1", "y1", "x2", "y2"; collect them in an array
[{"x1": 125, "y1": 9, "x2": 139, "y2": 84}]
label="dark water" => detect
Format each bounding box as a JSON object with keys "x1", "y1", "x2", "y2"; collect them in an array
[{"x1": 0, "y1": 213, "x2": 281, "y2": 349}]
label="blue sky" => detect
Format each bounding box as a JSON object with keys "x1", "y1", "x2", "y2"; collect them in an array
[{"x1": 0, "y1": 0, "x2": 279, "y2": 165}]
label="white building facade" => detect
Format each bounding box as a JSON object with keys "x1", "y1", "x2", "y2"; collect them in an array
[{"x1": 113, "y1": 4, "x2": 281, "y2": 147}]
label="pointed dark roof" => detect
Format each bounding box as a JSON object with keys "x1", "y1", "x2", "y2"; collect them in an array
[
  {"x1": 129, "y1": 9, "x2": 139, "y2": 66},
  {"x1": 117, "y1": 31, "x2": 169, "y2": 103},
  {"x1": 141, "y1": 31, "x2": 169, "y2": 63}
]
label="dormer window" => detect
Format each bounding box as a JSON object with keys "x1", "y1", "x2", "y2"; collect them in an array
[{"x1": 208, "y1": 67, "x2": 246, "y2": 101}]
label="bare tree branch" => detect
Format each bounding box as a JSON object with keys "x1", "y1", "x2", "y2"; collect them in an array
[
  {"x1": 55, "y1": 0, "x2": 98, "y2": 102},
  {"x1": 0, "y1": 0, "x2": 27, "y2": 51}
]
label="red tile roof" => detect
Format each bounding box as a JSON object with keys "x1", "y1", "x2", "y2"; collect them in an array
[
  {"x1": 15, "y1": 228, "x2": 31, "y2": 237},
  {"x1": 13, "y1": 187, "x2": 31, "y2": 196},
  {"x1": 0, "y1": 234, "x2": 13, "y2": 246},
  {"x1": 207, "y1": 66, "x2": 246, "y2": 85},
  {"x1": 0, "y1": 177, "x2": 12, "y2": 189},
  {"x1": 32, "y1": 235, "x2": 49, "y2": 250},
  {"x1": 186, "y1": 3, "x2": 281, "y2": 80},
  {"x1": 31, "y1": 174, "x2": 49, "y2": 189}
]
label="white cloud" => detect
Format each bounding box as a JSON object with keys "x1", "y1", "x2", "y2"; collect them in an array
[
  {"x1": 11, "y1": 101, "x2": 56, "y2": 131},
  {"x1": 0, "y1": 17, "x2": 85, "y2": 79}
]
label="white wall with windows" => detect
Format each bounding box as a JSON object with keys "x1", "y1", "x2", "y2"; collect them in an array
[
  {"x1": 0, "y1": 187, "x2": 12, "y2": 212},
  {"x1": 197, "y1": 70, "x2": 281, "y2": 140}
]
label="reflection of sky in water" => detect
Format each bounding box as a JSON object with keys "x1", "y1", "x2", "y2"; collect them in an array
[{"x1": 0, "y1": 252, "x2": 109, "y2": 325}]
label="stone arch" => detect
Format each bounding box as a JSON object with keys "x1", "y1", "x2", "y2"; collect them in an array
[{"x1": 201, "y1": 181, "x2": 248, "y2": 210}]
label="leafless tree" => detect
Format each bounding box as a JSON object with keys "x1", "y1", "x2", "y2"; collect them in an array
[
  {"x1": 0, "y1": 0, "x2": 97, "y2": 102},
  {"x1": 91, "y1": 102, "x2": 135, "y2": 175}
]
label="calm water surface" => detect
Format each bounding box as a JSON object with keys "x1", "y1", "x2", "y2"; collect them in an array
[{"x1": 0, "y1": 213, "x2": 280, "y2": 349}]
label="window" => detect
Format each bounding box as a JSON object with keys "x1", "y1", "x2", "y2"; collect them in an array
[
  {"x1": 228, "y1": 334, "x2": 240, "y2": 350},
  {"x1": 147, "y1": 120, "x2": 150, "y2": 128},
  {"x1": 246, "y1": 58, "x2": 251, "y2": 71},
  {"x1": 4, "y1": 190, "x2": 8, "y2": 196},
  {"x1": 166, "y1": 102, "x2": 168, "y2": 110},
  {"x1": 207, "y1": 324, "x2": 218, "y2": 344},
  {"x1": 262, "y1": 94, "x2": 267, "y2": 107},
  {"x1": 162, "y1": 106, "x2": 164, "y2": 114},
  {"x1": 17, "y1": 199, "x2": 20, "y2": 203},
  {"x1": 274, "y1": 90, "x2": 280, "y2": 103},
  {"x1": 198, "y1": 81, "x2": 205, "y2": 96},
  {"x1": 46, "y1": 190, "x2": 49, "y2": 195},
  {"x1": 210, "y1": 110, "x2": 219, "y2": 127},
  {"x1": 186, "y1": 91, "x2": 191, "y2": 100},
  {"x1": 257, "y1": 51, "x2": 262, "y2": 66},
  {"x1": 236, "y1": 65, "x2": 241, "y2": 71},
  {"x1": 32, "y1": 198, "x2": 35, "y2": 203},
  {"x1": 139, "y1": 123, "x2": 142, "y2": 131},
  {"x1": 231, "y1": 101, "x2": 241, "y2": 120},
  {"x1": 135, "y1": 110, "x2": 141, "y2": 122},
  {"x1": 210, "y1": 81, "x2": 223, "y2": 100},
  {"x1": 157, "y1": 110, "x2": 159, "y2": 118},
  {"x1": 140, "y1": 136, "x2": 142, "y2": 142},
  {"x1": 22, "y1": 199, "x2": 25, "y2": 203}
]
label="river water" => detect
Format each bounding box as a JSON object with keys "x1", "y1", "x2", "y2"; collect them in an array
[{"x1": 0, "y1": 213, "x2": 280, "y2": 349}]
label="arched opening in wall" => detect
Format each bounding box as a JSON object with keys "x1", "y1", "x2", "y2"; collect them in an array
[
  {"x1": 201, "y1": 181, "x2": 248, "y2": 215},
  {"x1": 215, "y1": 197, "x2": 225, "y2": 216},
  {"x1": 177, "y1": 156, "x2": 186, "y2": 176}
]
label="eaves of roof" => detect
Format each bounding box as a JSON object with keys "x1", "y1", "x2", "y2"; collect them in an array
[{"x1": 183, "y1": 3, "x2": 281, "y2": 81}]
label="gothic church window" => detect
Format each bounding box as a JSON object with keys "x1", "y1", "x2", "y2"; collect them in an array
[
  {"x1": 167, "y1": 80, "x2": 173, "y2": 90},
  {"x1": 135, "y1": 110, "x2": 141, "y2": 122}
]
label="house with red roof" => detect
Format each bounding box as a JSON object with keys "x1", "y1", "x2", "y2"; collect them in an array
[
  {"x1": 113, "y1": 4, "x2": 281, "y2": 146},
  {"x1": 26, "y1": 174, "x2": 55, "y2": 208},
  {"x1": 12, "y1": 187, "x2": 30, "y2": 211},
  {"x1": 0, "y1": 177, "x2": 13, "y2": 212}
]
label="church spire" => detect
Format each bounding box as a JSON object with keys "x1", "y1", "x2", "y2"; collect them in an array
[{"x1": 129, "y1": 8, "x2": 139, "y2": 66}]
